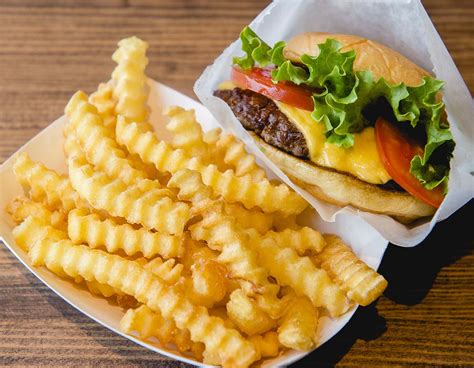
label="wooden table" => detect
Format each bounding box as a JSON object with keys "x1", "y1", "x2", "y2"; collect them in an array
[{"x1": 0, "y1": 1, "x2": 472, "y2": 366}]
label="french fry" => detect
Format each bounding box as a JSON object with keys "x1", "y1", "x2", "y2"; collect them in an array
[
  {"x1": 63, "y1": 133, "x2": 83, "y2": 159},
  {"x1": 120, "y1": 305, "x2": 205, "y2": 359},
  {"x1": 249, "y1": 331, "x2": 281, "y2": 358},
  {"x1": 209, "y1": 307, "x2": 236, "y2": 329},
  {"x1": 226, "y1": 289, "x2": 276, "y2": 336},
  {"x1": 29, "y1": 238, "x2": 258, "y2": 367},
  {"x1": 165, "y1": 106, "x2": 266, "y2": 182},
  {"x1": 7, "y1": 197, "x2": 67, "y2": 231},
  {"x1": 169, "y1": 169, "x2": 287, "y2": 318},
  {"x1": 171, "y1": 169, "x2": 269, "y2": 287},
  {"x1": 203, "y1": 124, "x2": 266, "y2": 181},
  {"x1": 250, "y1": 236, "x2": 351, "y2": 317},
  {"x1": 89, "y1": 83, "x2": 116, "y2": 129},
  {"x1": 12, "y1": 216, "x2": 132, "y2": 300},
  {"x1": 262, "y1": 227, "x2": 326, "y2": 255},
  {"x1": 190, "y1": 211, "x2": 268, "y2": 286},
  {"x1": 203, "y1": 127, "x2": 222, "y2": 146},
  {"x1": 68, "y1": 209, "x2": 184, "y2": 258},
  {"x1": 316, "y1": 235, "x2": 388, "y2": 306},
  {"x1": 68, "y1": 157, "x2": 189, "y2": 235},
  {"x1": 277, "y1": 294, "x2": 319, "y2": 351},
  {"x1": 178, "y1": 235, "x2": 219, "y2": 273},
  {"x1": 13, "y1": 152, "x2": 87, "y2": 212},
  {"x1": 13, "y1": 216, "x2": 67, "y2": 252},
  {"x1": 111, "y1": 36, "x2": 151, "y2": 126},
  {"x1": 116, "y1": 117, "x2": 307, "y2": 215},
  {"x1": 212, "y1": 132, "x2": 266, "y2": 181},
  {"x1": 89, "y1": 82, "x2": 159, "y2": 179},
  {"x1": 223, "y1": 203, "x2": 273, "y2": 234},
  {"x1": 165, "y1": 106, "x2": 210, "y2": 159},
  {"x1": 184, "y1": 258, "x2": 228, "y2": 308},
  {"x1": 65, "y1": 91, "x2": 157, "y2": 187},
  {"x1": 85, "y1": 280, "x2": 119, "y2": 299},
  {"x1": 143, "y1": 257, "x2": 184, "y2": 286},
  {"x1": 272, "y1": 214, "x2": 298, "y2": 231}
]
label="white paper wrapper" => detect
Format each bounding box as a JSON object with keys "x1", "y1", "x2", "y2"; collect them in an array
[
  {"x1": 0, "y1": 80, "x2": 388, "y2": 367},
  {"x1": 194, "y1": 0, "x2": 474, "y2": 247}
]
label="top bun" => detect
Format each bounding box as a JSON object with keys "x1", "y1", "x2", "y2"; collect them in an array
[{"x1": 284, "y1": 33, "x2": 429, "y2": 87}]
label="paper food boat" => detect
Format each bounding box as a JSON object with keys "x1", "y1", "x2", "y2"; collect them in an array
[{"x1": 0, "y1": 80, "x2": 388, "y2": 367}]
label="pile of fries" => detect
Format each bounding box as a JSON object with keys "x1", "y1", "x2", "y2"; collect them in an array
[{"x1": 6, "y1": 36, "x2": 387, "y2": 368}]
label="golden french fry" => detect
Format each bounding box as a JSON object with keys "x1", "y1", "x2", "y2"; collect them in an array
[
  {"x1": 120, "y1": 305, "x2": 204, "y2": 359},
  {"x1": 63, "y1": 133, "x2": 83, "y2": 159},
  {"x1": 203, "y1": 125, "x2": 266, "y2": 181},
  {"x1": 203, "y1": 127, "x2": 222, "y2": 146},
  {"x1": 272, "y1": 214, "x2": 299, "y2": 231},
  {"x1": 89, "y1": 82, "x2": 158, "y2": 179},
  {"x1": 65, "y1": 91, "x2": 157, "y2": 187},
  {"x1": 263, "y1": 227, "x2": 326, "y2": 255},
  {"x1": 13, "y1": 216, "x2": 130, "y2": 300},
  {"x1": 190, "y1": 211, "x2": 269, "y2": 285},
  {"x1": 68, "y1": 157, "x2": 189, "y2": 235},
  {"x1": 316, "y1": 235, "x2": 388, "y2": 306},
  {"x1": 249, "y1": 331, "x2": 281, "y2": 358},
  {"x1": 116, "y1": 117, "x2": 307, "y2": 215},
  {"x1": 111, "y1": 36, "x2": 151, "y2": 126},
  {"x1": 278, "y1": 294, "x2": 319, "y2": 351},
  {"x1": 68, "y1": 209, "x2": 184, "y2": 258},
  {"x1": 85, "y1": 280, "x2": 120, "y2": 298},
  {"x1": 13, "y1": 152, "x2": 87, "y2": 212},
  {"x1": 185, "y1": 259, "x2": 228, "y2": 308},
  {"x1": 13, "y1": 216, "x2": 66, "y2": 252},
  {"x1": 121, "y1": 305, "x2": 174, "y2": 342},
  {"x1": 250, "y1": 236, "x2": 351, "y2": 317},
  {"x1": 203, "y1": 308, "x2": 282, "y2": 365},
  {"x1": 165, "y1": 106, "x2": 210, "y2": 158},
  {"x1": 178, "y1": 235, "x2": 219, "y2": 272},
  {"x1": 29, "y1": 238, "x2": 258, "y2": 367},
  {"x1": 89, "y1": 83, "x2": 116, "y2": 129},
  {"x1": 209, "y1": 307, "x2": 236, "y2": 329},
  {"x1": 169, "y1": 169, "x2": 289, "y2": 319},
  {"x1": 223, "y1": 203, "x2": 273, "y2": 234},
  {"x1": 212, "y1": 132, "x2": 266, "y2": 181},
  {"x1": 7, "y1": 197, "x2": 67, "y2": 231},
  {"x1": 168, "y1": 170, "x2": 268, "y2": 283},
  {"x1": 143, "y1": 257, "x2": 183, "y2": 286},
  {"x1": 226, "y1": 289, "x2": 276, "y2": 336}
]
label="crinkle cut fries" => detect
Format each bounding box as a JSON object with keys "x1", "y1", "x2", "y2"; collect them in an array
[{"x1": 6, "y1": 36, "x2": 388, "y2": 368}]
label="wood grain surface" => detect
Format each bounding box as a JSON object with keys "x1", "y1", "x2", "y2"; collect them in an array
[{"x1": 0, "y1": 0, "x2": 472, "y2": 367}]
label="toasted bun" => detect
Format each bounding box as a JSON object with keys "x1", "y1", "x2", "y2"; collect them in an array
[
  {"x1": 252, "y1": 134, "x2": 436, "y2": 222},
  {"x1": 284, "y1": 32, "x2": 429, "y2": 87}
]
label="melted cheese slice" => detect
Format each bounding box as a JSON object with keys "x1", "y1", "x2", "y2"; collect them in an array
[{"x1": 218, "y1": 81, "x2": 391, "y2": 184}]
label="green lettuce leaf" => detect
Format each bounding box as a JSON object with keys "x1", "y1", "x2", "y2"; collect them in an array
[{"x1": 232, "y1": 26, "x2": 454, "y2": 191}]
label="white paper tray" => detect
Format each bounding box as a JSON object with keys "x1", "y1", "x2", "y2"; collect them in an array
[{"x1": 0, "y1": 79, "x2": 388, "y2": 367}]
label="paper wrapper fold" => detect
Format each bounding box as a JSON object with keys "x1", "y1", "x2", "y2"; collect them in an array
[{"x1": 194, "y1": 0, "x2": 474, "y2": 247}]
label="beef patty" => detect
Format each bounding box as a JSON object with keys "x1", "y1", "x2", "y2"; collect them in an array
[
  {"x1": 214, "y1": 87, "x2": 404, "y2": 192},
  {"x1": 214, "y1": 88, "x2": 309, "y2": 158}
]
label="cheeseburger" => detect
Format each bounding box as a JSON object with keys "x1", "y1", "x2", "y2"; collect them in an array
[{"x1": 214, "y1": 27, "x2": 454, "y2": 223}]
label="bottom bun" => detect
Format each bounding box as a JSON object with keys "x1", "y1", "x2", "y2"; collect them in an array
[{"x1": 252, "y1": 134, "x2": 436, "y2": 223}]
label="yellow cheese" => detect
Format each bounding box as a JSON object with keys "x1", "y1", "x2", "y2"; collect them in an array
[
  {"x1": 217, "y1": 81, "x2": 391, "y2": 184},
  {"x1": 275, "y1": 102, "x2": 391, "y2": 184}
]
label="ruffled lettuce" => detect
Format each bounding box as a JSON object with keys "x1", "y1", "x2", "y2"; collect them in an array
[{"x1": 233, "y1": 26, "x2": 454, "y2": 191}]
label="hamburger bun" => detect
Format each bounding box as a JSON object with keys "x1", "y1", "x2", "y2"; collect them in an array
[
  {"x1": 284, "y1": 32, "x2": 430, "y2": 86},
  {"x1": 252, "y1": 133, "x2": 436, "y2": 223}
]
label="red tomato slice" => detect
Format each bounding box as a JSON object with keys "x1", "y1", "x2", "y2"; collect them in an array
[
  {"x1": 231, "y1": 67, "x2": 314, "y2": 111},
  {"x1": 375, "y1": 117, "x2": 444, "y2": 208}
]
